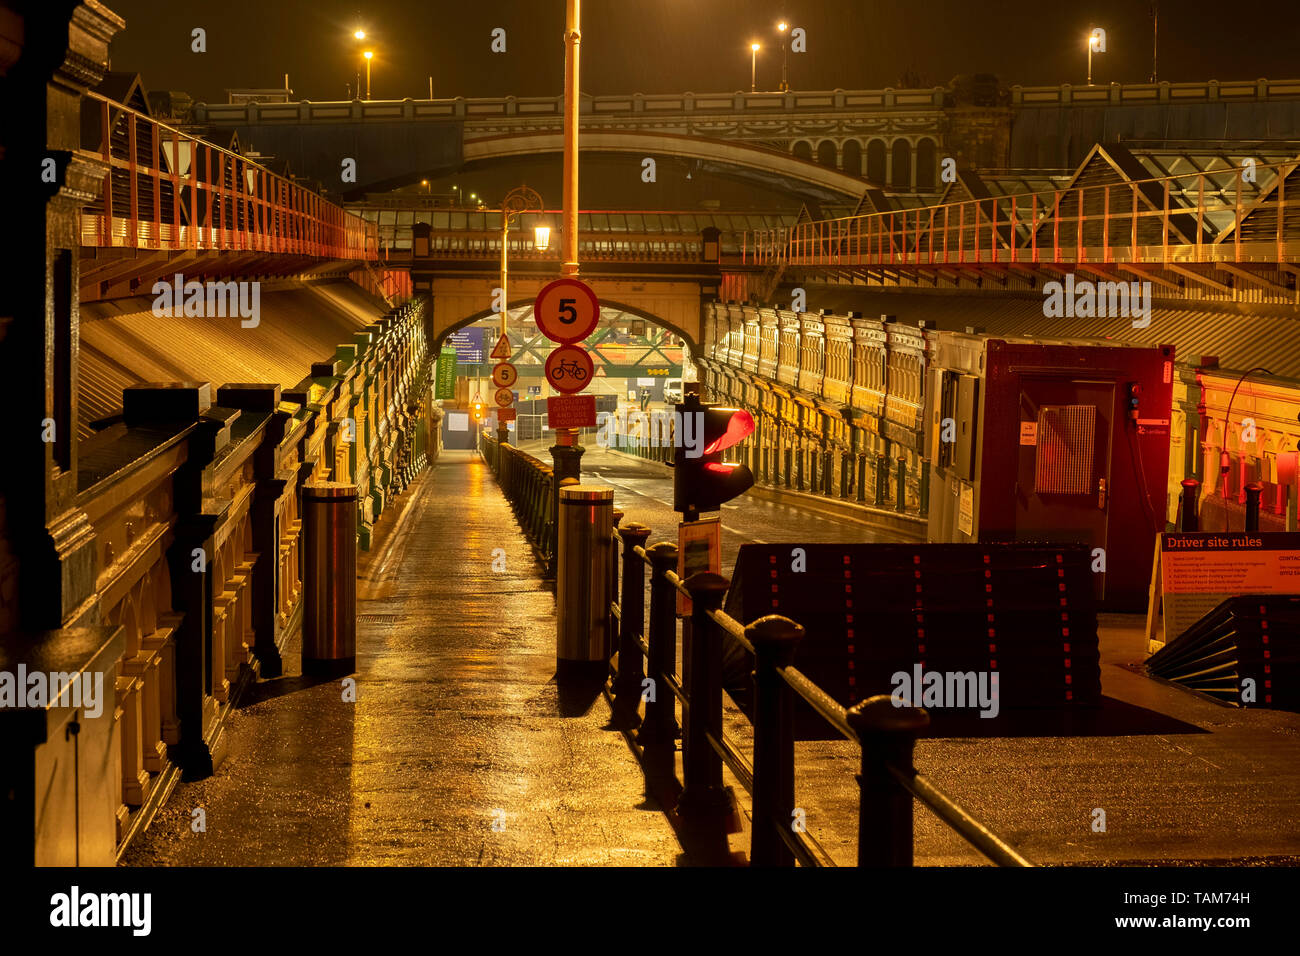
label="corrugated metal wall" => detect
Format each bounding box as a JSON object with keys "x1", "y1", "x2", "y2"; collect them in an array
[{"x1": 78, "y1": 279, "x2": 388, "y2": 440}]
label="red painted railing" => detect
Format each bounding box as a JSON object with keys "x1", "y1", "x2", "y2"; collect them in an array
[
  {"x1": 744, "y1": 160, "x2": 1299, "y2": 270},
  {"x1": 81, "y1": 92, "x2": 377, "y2": 261}
]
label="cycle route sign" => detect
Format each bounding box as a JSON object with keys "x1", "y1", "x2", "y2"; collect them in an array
[{"x1": 544, "y1": 344, "x2": 594, "y2": 394}]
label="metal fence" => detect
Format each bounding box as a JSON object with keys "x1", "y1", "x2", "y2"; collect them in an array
[
  {"x1": 82, "y1": 92, "x2": 377, "y2": 260},
  {"x1": 744, "y1": 158, "x2": 1298, "y2": 269},
  {"x1": 480, "y1": 433, "x2": 556, "y2": 571},
  {"x1": 606, "y1": 523, "x2": 1032, "y2": 867}
]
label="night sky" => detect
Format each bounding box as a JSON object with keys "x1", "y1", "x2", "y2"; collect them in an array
[{"x1": 105, "y1": 0, "x2": 1300, "y2": 106}]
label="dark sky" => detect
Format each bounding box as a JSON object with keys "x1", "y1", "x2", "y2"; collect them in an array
[{"x1": 106, "y1": 0, "x2": 1299, "y2": 105}]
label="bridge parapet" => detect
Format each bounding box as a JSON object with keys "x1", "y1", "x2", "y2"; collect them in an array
[{"x1": 81, "y1": 92, "x2": 377, "y2": 261}]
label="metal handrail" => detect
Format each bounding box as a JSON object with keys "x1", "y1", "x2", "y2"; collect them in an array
[
  {"x1": 81, "y1": 91, "x2": 378, "y2": 261},
  {"x1": 606, "y1": 524, "x2": 1032, "y2": 867},
  {"x1": 743, "y1": 157, "x2": 1299, "y2": 268}
]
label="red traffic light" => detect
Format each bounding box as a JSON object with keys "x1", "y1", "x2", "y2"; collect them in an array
[
  {"x1": 674, "y1": 400, "x2": 755, "y2": 516},
  {"x1": 703, "y1": 409, "x2": 754, "y2": 454}
]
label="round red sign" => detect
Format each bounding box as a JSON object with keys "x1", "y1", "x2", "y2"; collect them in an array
[
  {"x1": 494, "y1": 387, "x2": 514, "y2": 408},
  {"x1": 544, "y1": 345, "x2": 594, "y2": 395},
  {"x1": 534, "y1": 277, "x2": 600, "y2": 344},
  {"x1": 491, "y1": 363, "x2": 518, "y2": 388}
]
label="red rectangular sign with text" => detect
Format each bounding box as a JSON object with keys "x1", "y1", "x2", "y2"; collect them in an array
[{"x1": 547, "y1": 395, "x2": 597, "y2": 428}]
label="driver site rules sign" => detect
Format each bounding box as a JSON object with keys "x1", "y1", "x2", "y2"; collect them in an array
[{"x1": 547, "y1": 395, "x2": 597, "y2": 429}]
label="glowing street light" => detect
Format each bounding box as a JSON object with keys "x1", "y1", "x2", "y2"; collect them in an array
[
  {"x1": 1086, "y1": 27, "x2": 1106, "y2": 85},
  {"x1": 777, "y1": 21, "x2": 789, "y2": 92},
  {"x1": 353, "y1": 29, "x2": 366, "y2": 40},
  {"x1": 363, "y1": 50, "x2": 374, "y2": 99},
  {"x1": 750, "y1": 42, "x2": 761, "y2": 93}
]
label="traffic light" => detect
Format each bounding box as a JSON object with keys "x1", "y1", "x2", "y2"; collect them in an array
[
  {"x1": 472, "y1": 399, "x2": 484, "y2": 420},
  {"x1": 673, "y1": 396, "x2": 755, "y2": 517}
]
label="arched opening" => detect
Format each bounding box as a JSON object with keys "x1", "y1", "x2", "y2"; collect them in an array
[
  {"x1": 816, "y1": 140, "x2": 837, "y2": 168},
  {"x1": 866, "y1": 139, "x2": 887, "y2": 184},
  {"x1": 792, "y1": 140, "x2": 813, "y2": 161},
  {"x1": 891, "y1": 139, "x2": 912, "y2": 190},
  {"x1": 437, "y1": 298, "x2": 698, "y2": 358},
  {"x1": 915, "y1": 139, "x2": 936, "y2": 190},
  {"x1": 841, "y1": 140, "x2": 862, "y2": 176}
]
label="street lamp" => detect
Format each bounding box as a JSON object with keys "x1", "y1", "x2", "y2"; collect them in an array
[
  {"x1": 777, "y1": 21, "x2": 789, "y2": 92},
  {"x1": 496, "y1": 185, "x2": 548, "y2": 444},
  {"x1": 353, "y1": 29, "x2": 365, "y2": 40},
  {"x1": 1087, "y1": 28, "x2": 1105, "y2": 85},
  {"x1": 750, "y1": 42, "x2": 761, "y2": 93},
  {"x1": 363, "y1": 49, "x2": 374, "y2": 99}
]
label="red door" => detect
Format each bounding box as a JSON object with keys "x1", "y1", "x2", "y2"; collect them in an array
[{"x1": 1015, "y1": 377, "x2": 1114, "y2": 600}]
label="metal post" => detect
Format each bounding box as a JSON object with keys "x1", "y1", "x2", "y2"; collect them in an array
[
  {"x1": 796, "y1": 442, "x2": 805, "y2": 491},
  {"x1": 784, "y1": 446, "x2": 792, "y2": 489},
  {"x1": 748, "y1": 615, "x2": 803, "y2": 866},
  {"x1": 841, "y1": 451, "x2": 852, "y2": 498},
  {"x1": 857, "y1": 453, "x2": 867, "y2": 503},
  {"x1": 823, "y1": 449, "x2": 834, "y2": 496},
  {"x1": 875, "y1": 454, "x2": 887, "y2": 506},
  {"x1": 808, "y1": 445, "x2": 817, "y2": 493},
  {"x1": 556, "y1": 485, "x2": 613, "y2": 680},
  {"x1": 561, "y1": 0, "x2": 581, "y2": 276},
  {"x1": 613, "y1": 523, "x2": 651, "y2": 727},
  {"x1": 677, "y1": 572, "x2": 731, "y2": 821},
  {"x1": 302, "y1": 482, "x2": 358, "y2": 675},
  {"x1": 637, "y1": 542, "x2": 680, "y2": 780},
  {"x1": 1245, "y1": 481, "x2": 1263, "y2": 532},
  {"x1": 846, "y1": 695, "x2": 931, "y2": 867},
  {"x1": 1180, "y1": 478, "x2": 1201, "y2": 532},
  {"x1": 895, "y1": 458, "x2": 907, "y2": 512}
]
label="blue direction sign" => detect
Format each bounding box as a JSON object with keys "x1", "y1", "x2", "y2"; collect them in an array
[{"x1": 446, "y1": 328, "x2": 486, "y2": 363}]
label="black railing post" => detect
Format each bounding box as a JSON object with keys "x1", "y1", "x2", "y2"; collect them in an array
[
  {"x1": 613, "y1": 523, "x2": 652, "y2": 728},
  {"x1": 874, "y1": 454, "x2": 887, "y2": 506},
  {"x1": 637, "y1": 542, "x2": 680, "y2": 780},
  {"x1": 747, "y1": 615, "x2": 804, "y2": 867},
  {"x1": 857, "y1": 454, "x2": 867, "y2": 503},
  {"x1": 1245, "y1": 481, "x2": 1263, "y2": 532},
  {"x1": 677, "y1": 572, "x2": 731, "y2": 821},
  {"x1": 846, "y1": 695, "x2": 931, "y2": 867},
  {"x1": 895, "y1": 457, "x2": 907, "y2": 513},
  {"x1": 796, "y1": 442, "x2": 805, "y2": 491},
  {"x1": 783, "y1": 446, "x2": 792, "y2": 489},
  {"x1": 809, "y1": 445, "x2": 818, "y2": 493}
]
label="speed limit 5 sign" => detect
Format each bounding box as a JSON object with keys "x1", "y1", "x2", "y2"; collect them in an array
[{"x1": 534, "y1": 277, "x2": 599, "y2": 344}]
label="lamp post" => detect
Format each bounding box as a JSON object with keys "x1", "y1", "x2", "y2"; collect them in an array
[
  {"x1": 363, "y1": 49, "x2": 373, "y2": 99},
  {"x1": 1086, "y1": 28, "x2": 1104, "y2": 85},
  {"x1": 497, "y1": 185, "x2": 549, "y2": 444},
  {"x1": 351, "y1": 29, "x2": 366, "y2": 98},
  {"x1": 750, "y1": 42, "x2": 760, "y2": 93},
  {"x1": 777, "y1": 21, "x2": 788, "y2": 92}
]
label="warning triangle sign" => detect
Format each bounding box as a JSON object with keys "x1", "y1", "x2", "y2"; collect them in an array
[
  {"x1": 490, "y1": 335, "x2": 511, "y2": 360},
  {"x1": 595, "y1": 366, "x2": 607, "y2": 377}
]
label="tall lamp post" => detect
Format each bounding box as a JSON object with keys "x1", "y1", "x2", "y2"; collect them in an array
[
  {"x1": 777, "y1": 22, "x2": 789, "y2": 92},
  {"x1": 363, "y1": 50, "x2": 374, "y2": 99},
  {"x1": 497, "y1": 185, "x2": 550, "y2": 444},
  {"x1": 351, "y1": 28, "x2": 366, "y2": 99},
  {"x1": 1086, "y1": 28, "x2": 1104, "y2": 85},
  {"x1": 750, "y1": 42, "x2": 760, "y2": 93}
]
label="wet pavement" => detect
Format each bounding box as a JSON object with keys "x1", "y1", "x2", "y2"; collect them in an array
[
  {"x1": 122, "y1": 449, "x2": 684, "y2": 866},
  {"x1": 122, "y1": 442, "x2": 1300, "y2": 867}
]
